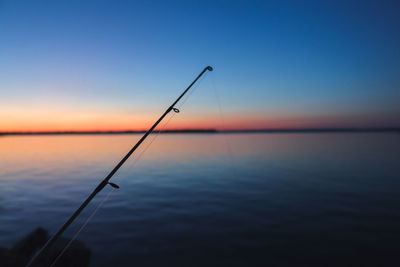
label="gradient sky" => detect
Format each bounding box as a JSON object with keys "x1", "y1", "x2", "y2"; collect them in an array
[{"x1": 1, "y1": 0, "x2": 399, "y2": 131}]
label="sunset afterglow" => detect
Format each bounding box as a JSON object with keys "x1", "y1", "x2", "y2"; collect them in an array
[{"x1": 1, "y1": 1, "x2": 399, "y2": 132}]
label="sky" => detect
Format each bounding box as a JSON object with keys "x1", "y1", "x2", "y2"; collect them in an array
[{"x1": 1, "y1": 0, "x2": 399, "y2": 131}]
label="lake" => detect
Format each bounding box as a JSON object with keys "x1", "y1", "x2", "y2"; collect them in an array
[{"x1": 0, "y1": 133, "x2": 399, "y2": 266}]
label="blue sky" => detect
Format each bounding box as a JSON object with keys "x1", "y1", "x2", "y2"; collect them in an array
[{"x1": 1, "y1": 0, "x2": 399, "y2": 130}]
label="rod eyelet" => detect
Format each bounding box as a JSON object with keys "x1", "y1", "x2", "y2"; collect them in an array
[
  {"x1": 172, "y1": 108, "x2": 180, "y2": 113},
  {"x1": 108, "y1": 182, "x2": 120, "y2": 189}
]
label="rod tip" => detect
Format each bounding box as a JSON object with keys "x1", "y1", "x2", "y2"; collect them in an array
[{"x1": 206, "y1": 66, "x2": 213, "y2": 71}]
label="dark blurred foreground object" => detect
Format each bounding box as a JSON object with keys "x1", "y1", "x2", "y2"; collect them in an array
[{"x1": 0, "y1": 228, "x2": 90, "y2": 267}]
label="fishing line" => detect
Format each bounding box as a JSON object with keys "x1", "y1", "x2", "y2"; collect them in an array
[
  {"x1": 118, "y1": 71, "x2": 206, "y2": 175},
  {"x1": 48, "y1": 71, "x2": 210, "y2": 265},
  {"x1": 175, "y1": 72, "x2": 207, "y2": 110},
  {"x1": 27, "y1": 67, "x2": 213, "y2": 267},
  {"x1": 209, "y1": 72, "x2": 237, "y2": 175},
  {"x1": 115, "y1": 76, "x2": 204, "y2": 176},
  {"x1": 113, "y1": 71, "x2": 207, "y2": 177},
  {"x1": 49, "y1": 112, "x2": 178, "y2": 266},
  {"x1": 49, "y1": 188, "x2": 113, "y2": 267}
]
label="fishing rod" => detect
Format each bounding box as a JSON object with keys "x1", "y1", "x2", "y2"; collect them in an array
[{"x1": 26, "y1": 65, "x2": 213, "y2": 266}]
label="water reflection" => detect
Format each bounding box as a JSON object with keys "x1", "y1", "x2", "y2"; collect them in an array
[{"x1": 0, "y1": 133, "x2": 399, "y2": 266}]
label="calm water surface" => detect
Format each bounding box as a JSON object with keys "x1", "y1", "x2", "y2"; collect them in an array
[{"x1": 0, "y1": 133, "x2": 399, "y2": 266}]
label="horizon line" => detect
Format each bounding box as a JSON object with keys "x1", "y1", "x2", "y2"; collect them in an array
[{"x1": 1, "y1": 127, "x2": 399, "y2": 135}]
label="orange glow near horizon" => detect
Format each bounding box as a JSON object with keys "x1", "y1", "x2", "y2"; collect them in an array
[{"x1": 0, "y1": 106, "x2": 393, "y2": 132}]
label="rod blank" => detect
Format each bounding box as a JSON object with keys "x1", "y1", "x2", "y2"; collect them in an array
[{"x1": 26, "y1": 66, "x2": 213, "y2": 266}]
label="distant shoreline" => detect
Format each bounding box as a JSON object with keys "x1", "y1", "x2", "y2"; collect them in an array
[{"x1": 0, "y1": 128, "x2": 399, "y2": 135}]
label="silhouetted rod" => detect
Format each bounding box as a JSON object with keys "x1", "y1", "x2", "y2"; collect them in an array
[{"x1": 26, "y1": 66, "x2": 213, "y2": 266}]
